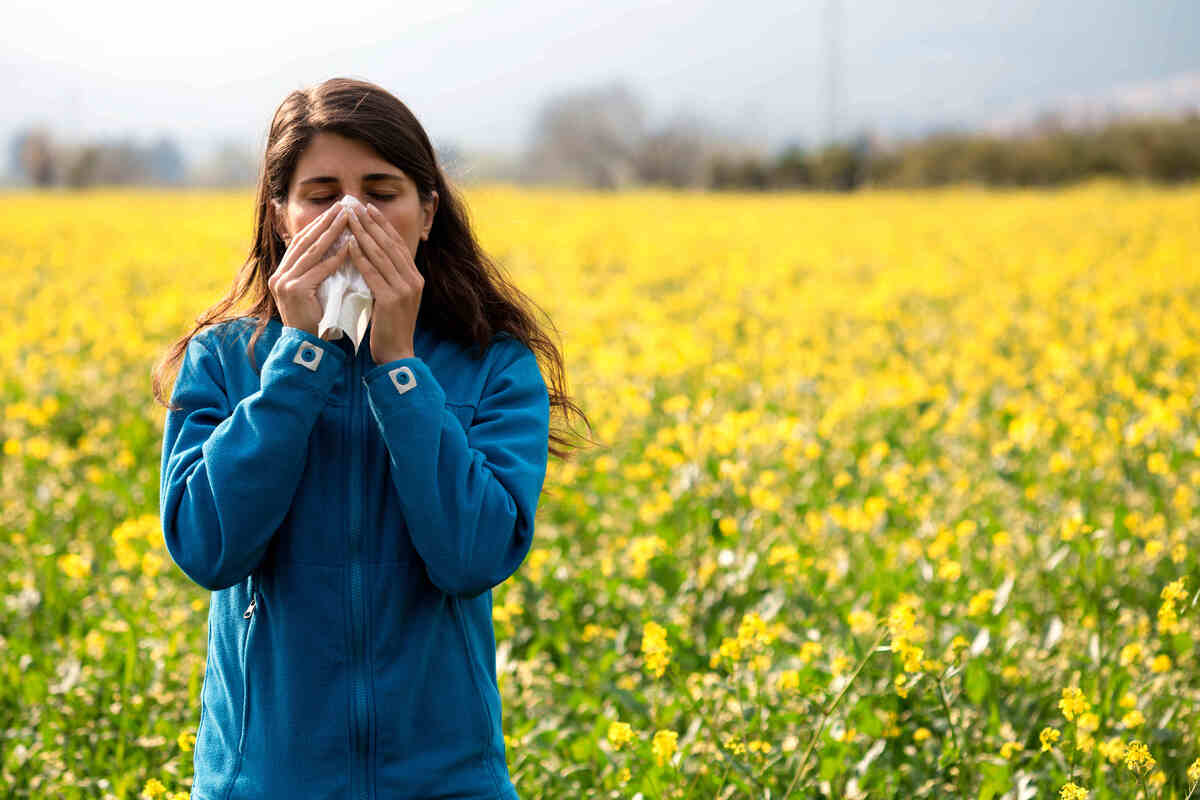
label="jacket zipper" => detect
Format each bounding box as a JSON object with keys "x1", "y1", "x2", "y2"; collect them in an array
[
  {"x1": 348, "y1": 348, "x2": 371, "y2": 800},
  {"x1": 243, "y1": 571, "x2": 257, "y2": 619},
  {"x1": 238, "y1": 570, "x2": 257, "y2": 754}
]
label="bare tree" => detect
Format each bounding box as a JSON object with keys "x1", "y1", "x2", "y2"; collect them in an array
[
  {"x1": 633, "y1": 110, "x2": 713, "y2": 187},
  {"x1": 523, "y1": 81, "x2": 646, "y2": 189},
  {"x1": 10, "y1": 126, "x2": 57, "y2": 186}
]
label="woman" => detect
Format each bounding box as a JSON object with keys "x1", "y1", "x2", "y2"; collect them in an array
[{"x1": 153, "y1": 77, "x2": 590, "y2": 800}]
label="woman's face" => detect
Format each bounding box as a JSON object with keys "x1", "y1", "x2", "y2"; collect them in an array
[{"x1": 272, "y1": 130, "x2": 437, "y2": 262}]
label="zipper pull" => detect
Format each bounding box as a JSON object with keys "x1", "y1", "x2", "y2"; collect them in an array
[{"x1": 244, "y1": 571, "x2": 257, "y2": 619}]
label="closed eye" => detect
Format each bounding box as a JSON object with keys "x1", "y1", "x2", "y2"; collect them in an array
[{"x1": 311, "y1": 193, "x2": 397, "y2": 203}]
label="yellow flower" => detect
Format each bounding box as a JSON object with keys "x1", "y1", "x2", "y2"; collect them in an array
[
  {"x1": 913, "y1": 727, "x2": 931, "y2": 742},
  {"x1": 848, "y1": 609, "x2": 875, "y2": 634},
  {"x1": 1040, "y1": 727, "x2": 1061, "y2": 752},
  {"x1": 641, "y1": 620, "x2": 672, "y2": 678},
  {"x1": 627, "y1": 535, "x2": 667, "y2": 579},
  {"x1": 1187, "y1": 756, "x2": 1200, "y2": 784},
  {"x1": 140, "y1": 778, "x2": 167, "y2": 799},
  {"x1": 58, "y1": 552, "x2": 91, "y2": 580},
  {"x1": 1058, "y1": 687, "x2": 1090, "y2": 722},
  {"x1": 1119, "y1": 642, "x2": 1144, "y2": 666},
  {"x1": 177, "y1": 730, "x2": 196, "y2": 752},
  {"x1": 1158, "y1": 601, "x2": 1182, "y2": 635},
  {"x1": 798, "y1": 640, "x2": 823, "y2": 664},
  {"x1": 1098, "y1": 737, "x2": 1126, "y2": 764},
  {"x1": 615, "y1": 766, "x2": 631, "y2": 783},
  {"x1": 1059, "y1": 783, "x2": 1088, "y2": 800},
  {"x1": 886, "y1": 600, "x2": 917, "y2": 639},
  {"x1": 141, "y1": 550, "x2": 165, "y2": 577},
  {"x1": 1121, "y1": 709, "x2": 1145, "y2": 728},
  {"x1": 1000, "y1": 740, "x2": 1022, "y2": 759},
  {"x1": 1150, "y1": 653, "x2": 1171, "y2": 673},
  {"x1": 737, "y1": 611, "x2": 772, "y2": 649},
  {"x1": 1118, "y1": 692, "x2": 1138, "y2": 709},
  {"x1": 607, "y1": 721, "x2": 634, "y2": 751},
  {"x1": 967, "y1": 589, "x2": 995, "y2": 617},
  {"x1": 1077, "y1": 712, "x2": 1099, "y2": 733},
  {"x1": 1124, "y1": 740, "x2": 1156, "y2": 774},
  {"x1": 712, "y1": 636, "x2": 742, "y2": 668},
  {"x1": 777, "y1": 669, "x2": 800, "y2": 691},
  {"x1": 937, "y1": 558, "x2": 962, "y2": 582},
  {"x1": 830, "y1": 654, "x2": 852, "y2": 677},
  {"x1": 651, "y1": 729, "x2": 678, "y2": 766}
]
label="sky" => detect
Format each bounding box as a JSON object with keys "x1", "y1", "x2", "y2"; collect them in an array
[{"x1": 4, "y1": 0, "x2": 1199, "y2": 167}]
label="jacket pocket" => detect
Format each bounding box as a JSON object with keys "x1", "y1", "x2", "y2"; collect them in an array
[
  {"x1": 452, "y1": 596, "x2": 495, "y2": 754},
  {"x1": 238, "y1": 569, "x2": 259, "y2": 754},
  {"x1": 193, "y1": 610, "x2": 214, "y2": 754}
]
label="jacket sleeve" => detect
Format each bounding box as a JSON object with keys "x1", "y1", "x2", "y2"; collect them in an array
[
  {"x1": 159, "y1": 325, "x2": 349, "y2": 591},
  {"x1": 362, "y1": 337, "x2": 551, "y2": 598}
]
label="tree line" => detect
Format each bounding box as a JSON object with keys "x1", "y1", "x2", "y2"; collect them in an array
[{"x1": 710, "y1": 112, "x2": 1200, "y2": 191}]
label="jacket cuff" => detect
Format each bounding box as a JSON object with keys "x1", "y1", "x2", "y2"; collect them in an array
[
  {"x1": 362, "y1": 357, "x2": 446, "y2": 422},
  {"x1": 261, "y1": 325, "x2": 350, "y2": 399}
]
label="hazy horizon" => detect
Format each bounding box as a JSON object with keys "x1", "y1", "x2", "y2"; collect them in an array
[{"x1": 5, "y1": 0, "x2": 1199, "y2": 169}]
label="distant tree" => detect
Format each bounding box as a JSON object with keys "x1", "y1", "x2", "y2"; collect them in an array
[
  {"x1": 10, "y1": 126, "x2": 57, "y2": 186},
  {"x1": 523, "y1": 81, "x2": 646, "y2": 189},
  {"x1": 773, "y1": 143, "x2": 815, "y2": 187},
  {"x1": 147, "y1": 135, "x2": 187, "y2": 184},
  {"x1": 191, "y1": 139, "x2": 258, "y2": 187},
  {"x1": 633, "y1": 111, "x2": 709, "y2": 188}
]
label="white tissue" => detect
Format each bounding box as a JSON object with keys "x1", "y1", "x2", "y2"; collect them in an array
[{"x1": 316, "y1": 194, "x2": 373, "y2": 353}]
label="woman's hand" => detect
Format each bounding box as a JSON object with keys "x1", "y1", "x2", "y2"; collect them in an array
[
  {"x1": 344, "y1": 202, "x2": 423, "y2": 364},
  {"x1": 269, "y1": 203, "x2": 352, "y2": 337}
]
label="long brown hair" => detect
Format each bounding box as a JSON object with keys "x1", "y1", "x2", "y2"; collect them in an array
[{"x1": 151, "y1": 76, "x2": 594, "y2": 460}]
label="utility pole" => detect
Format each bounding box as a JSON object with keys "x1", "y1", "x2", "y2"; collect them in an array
[{"x1": 824, "y1": 0, "x2": 844, "y2": 146}]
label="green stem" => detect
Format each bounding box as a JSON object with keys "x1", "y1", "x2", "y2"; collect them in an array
[
  {"x1": 1065, "y1": 719, "x2": 1076, "y2": 782},
  {"x1": 781, "y1": 627, "x2": 888, "y2": 800},
  {"x1": 646, "y1": 768, "x2": 668, "y2": 800},
  {"x1": 732, "y1": 659, "x2": 755, "y2": 749},
  {"x1": 936, "y1": 674, "x2": 968, "y2": 792},
  {"x1": 664, "y1": 661, "x2": 762, "y2": 792}
]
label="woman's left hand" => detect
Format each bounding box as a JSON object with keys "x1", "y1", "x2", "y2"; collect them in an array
[{"x1": 344, "y1": 202, "x2": 423, "y2": 364}]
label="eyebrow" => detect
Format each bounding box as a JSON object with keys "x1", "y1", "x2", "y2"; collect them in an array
[{"x1": 298, "y1": 172, "x2": 405, "y2": 186}]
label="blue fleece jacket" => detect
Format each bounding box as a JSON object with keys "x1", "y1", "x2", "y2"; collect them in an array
[{"x1": 159, "y1": 312, "x2": 549, "y2": 800}]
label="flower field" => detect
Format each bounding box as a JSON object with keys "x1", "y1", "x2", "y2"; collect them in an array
[{"x1": 1, "y1": 179, "x2": 1198, "y2": 799}]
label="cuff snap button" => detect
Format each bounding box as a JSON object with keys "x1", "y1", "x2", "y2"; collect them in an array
[
  {"x1": 293, "y1": 342, "x2": 324, "y2": 371},
  {"x1": 389, "y1": 366, "x2": 417, "y2": 395}
]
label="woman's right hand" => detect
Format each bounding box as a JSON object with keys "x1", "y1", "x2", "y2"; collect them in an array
[{"x1": 269, "y1": 204, "x2": 353, "y2": 337}]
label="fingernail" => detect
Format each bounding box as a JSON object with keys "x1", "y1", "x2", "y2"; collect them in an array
[{"x1": 367, "y1": 203, "x2": 378, "y2": 214}]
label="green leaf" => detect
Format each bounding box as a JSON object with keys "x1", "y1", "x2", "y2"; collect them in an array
[{"x1": 965, "y1": 659, "x2": 990, "y2": 705}]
